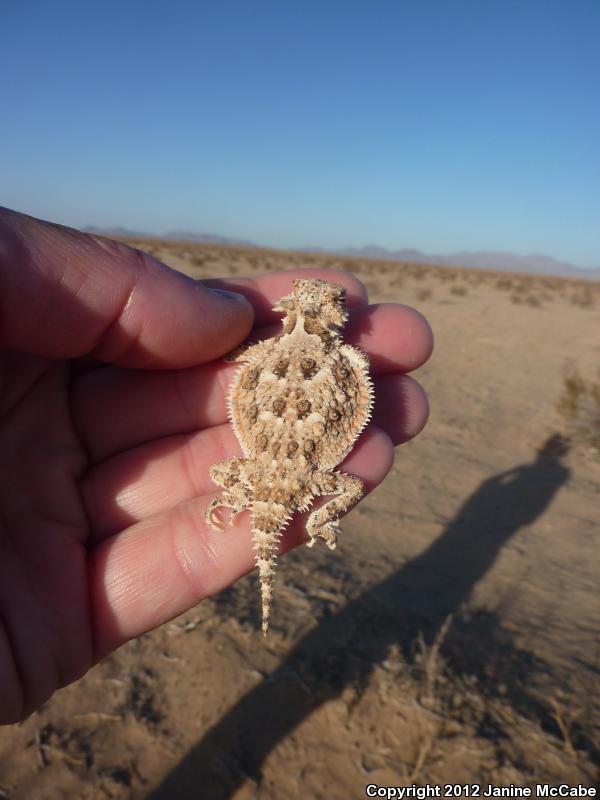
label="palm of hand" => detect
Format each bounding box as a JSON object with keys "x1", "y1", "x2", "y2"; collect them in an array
[
  {"x1": 0, "y1": 216, "x2": 432, "y2": 723},
  {"x1": 1, "y1": 352, "x2": 91, "y2": 721}
]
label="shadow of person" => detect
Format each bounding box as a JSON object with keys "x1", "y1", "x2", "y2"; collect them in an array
[
  {"x1": 148, "y1": 435, "x2": 571, "y2": 799},
  {"x1": 385, "y1": 433, "x2": 571, "y2": 638}
]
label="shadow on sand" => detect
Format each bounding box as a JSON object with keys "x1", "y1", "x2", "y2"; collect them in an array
[{"x1": 150, "y1": 434, "x2": 583, "y2": 798}]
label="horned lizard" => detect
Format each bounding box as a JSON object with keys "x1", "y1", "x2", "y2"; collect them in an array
[{"x1": 205, "y1": 278, "x2": 373, "y2": 634}]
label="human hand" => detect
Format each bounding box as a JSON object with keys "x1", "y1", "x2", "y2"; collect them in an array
[{"x1": 0, "y1": 208, "x2": 432, "y2": 723}]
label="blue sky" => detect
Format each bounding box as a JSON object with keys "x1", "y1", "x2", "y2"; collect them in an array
[{"x1": 2, "y1": 1, "x2": 599, "y2": 267}]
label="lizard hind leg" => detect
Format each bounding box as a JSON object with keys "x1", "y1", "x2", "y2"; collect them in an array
[
  {"x1": 205, "y1": 458, "x2": 251, "y2": 532},
  {"x1": 306, "y1": 471, "x2": 364, "y2": 550},
  {"x1": 205, "y1": 486, "x2": 251, "y2": 532}
]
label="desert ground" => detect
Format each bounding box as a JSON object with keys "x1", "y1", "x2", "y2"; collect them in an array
[{"x1": 1, "y1": 240, "x2": 599, "y2": 799}]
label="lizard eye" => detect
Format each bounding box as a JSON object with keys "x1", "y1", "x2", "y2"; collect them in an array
[
  {"x1": 303, "y1": 306, "x2": 318, "y2": 318},
  {"x1": 273, "y1": 297, "x2": 295, "y2": 312}
]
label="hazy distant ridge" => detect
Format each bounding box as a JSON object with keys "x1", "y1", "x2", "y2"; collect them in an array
[
  {"x1": 307, "y1": 245, "x2": 600, "y2": 280},
  {"x1": 84, "y1": 226, "x2": 255, "y2": 248},
  {"x1": 83, "y1": 227, "x2": 600, "y2": 281}
]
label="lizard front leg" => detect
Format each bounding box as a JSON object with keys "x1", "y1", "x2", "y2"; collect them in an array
[
  {"x1": 225, "y1": 339, "x2": 270, "y2": 363},
  {"x1": 205, "y1": 458, "x2": 252, "y2": 531},
  {"x1": 306, "y1": 471, "x2": 364, "y2": 550}
]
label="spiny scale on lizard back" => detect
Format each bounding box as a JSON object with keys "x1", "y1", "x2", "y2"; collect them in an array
[{"x1": 205, "y1": 278, "x2": 374, "y2": 634}]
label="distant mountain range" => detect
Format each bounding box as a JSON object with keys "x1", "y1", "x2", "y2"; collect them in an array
[
  {"x1": 305, "y1": 245, "x2": 600, "y2": 281},
  {"x1": 84, "y1": 226, "x2": 254, "y2": 248},
  {"x1": 83, "y1": 227, "x2": 600, "y2": 281}
]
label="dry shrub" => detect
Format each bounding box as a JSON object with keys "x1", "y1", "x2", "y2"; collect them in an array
[
  {"x1": 450, "y1": 285, "x2": 468, "y2": 296},
  {"x1": 525, "y1": 293, "x2": 543, "y2": 307},
  {"x1": 557, "y1": 366, "x2": 600, "y2": 452},
  {"x1": 544, "y1": 278, "x2": 563, "y2": 292},
  {"x1": 570, "y1": 287, "x2": 596, "y2": 309},
  {"x1": 410, "y1": 266, "x2": 427, "y2": 281},
  {"x1": 467, "y1": 272, "x2": 484, "y2": 287},
  {"x1": 416, "y1": 287, "x2": 433, "y2": 302},
  {"x1": 511, "y1": 292, "x2": 543, "y2": 308},
  {"x1": 538, "y1": 290, "x2": 553, "y2": 303}
]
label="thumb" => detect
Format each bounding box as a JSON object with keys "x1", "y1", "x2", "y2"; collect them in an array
[{"x1": 0, "y1": 208, "x2": 254, "y2": 367}]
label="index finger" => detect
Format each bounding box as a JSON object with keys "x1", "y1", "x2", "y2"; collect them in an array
[{"x1": 0, "y1": 208, "x2": 254, "y2": 367}]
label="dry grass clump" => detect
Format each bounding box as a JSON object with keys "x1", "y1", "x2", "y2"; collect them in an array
[
  {"x1": 401, "y1": 617, "x2": 599, "y2": 780},
  {"x1": 557, "y1": 366, "x2": 600, "y2": 452},
  {"x1": 412, "y1": 616, "x2": 453, "y2": 703},
  {"x1": 450, "y1": 284, "x2": 468, "y2": 296}
]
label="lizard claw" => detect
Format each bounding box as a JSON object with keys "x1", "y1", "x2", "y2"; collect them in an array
[
  {"x1": 228, "y1": 508, "x2": 245, "y2": 526},
  {"x1": 306, "y1": 524, "x2": 340, "y2": 549},
  {"x1": 205, "y1": 501, "x2": 225, "y2": 532}
]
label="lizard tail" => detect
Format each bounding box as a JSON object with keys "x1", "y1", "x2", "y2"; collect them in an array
[
  {"x1": 256, "y1": 542, "x2": 276, "y2": 636},
  {"x1": 252, "y1": 505, "x2": 287, "y2": 636}
]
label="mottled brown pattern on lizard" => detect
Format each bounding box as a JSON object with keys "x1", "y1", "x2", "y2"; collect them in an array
[{"x1": 205, "y1": 278, "x2": 373, "y2": 634}]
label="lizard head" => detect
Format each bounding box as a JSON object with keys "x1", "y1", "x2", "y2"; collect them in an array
[{"x1": 273, "y1": 279, "x2": 348, "y2": 334}]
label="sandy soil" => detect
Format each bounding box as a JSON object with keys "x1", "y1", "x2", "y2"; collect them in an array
[{"x1": 1, "y1": 241, "x2": 599, "y2": 799}]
